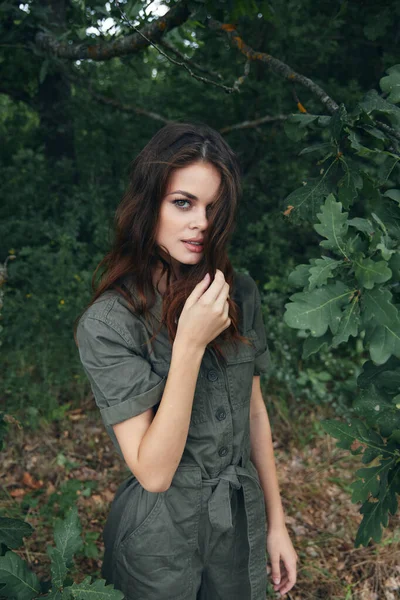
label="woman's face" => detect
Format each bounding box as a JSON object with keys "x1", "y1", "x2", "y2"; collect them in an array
[{"x1": 156, "y1": 161, "x2": 221, "y2": 271}]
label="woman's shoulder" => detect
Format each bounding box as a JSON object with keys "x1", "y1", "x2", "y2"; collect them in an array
[
  {"x1": 77, "y1": 288, "x2": 144, "y2": 348},
  {"x1": 79, "y1": 289, "x2": 132, "y2": 322},
  {"x1": 232, "y1": 271, "x2": 259, "y2": 302}
]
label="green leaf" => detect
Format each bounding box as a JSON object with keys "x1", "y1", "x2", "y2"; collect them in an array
[
  {"x1": 317, "y1": 115, "x2": 331, "y2": 127},
  {"x1": 125, "y1": 0, "x2": 144, "y2": 20},
  {"x1": 376, "y1": 240, "x2": 396, "y2": 262},
  {"x1": 314, "y1": 193, "x2": 349, "y2": 257},
  {"x1": 284, "y1": 281, "x2": 353, "y2": 336},
  {"x1": 0, "y1": 551, "x2": 40, "y2": 600},
  {"x1": 383, "y1": 189, "x2": 400, "y2": 206},
  {"x1": 67, "y1": 576, "x2": 125, "y2": 599},
  {"x1": 365, "y1": 323, "x2": 400, "y2": 365},
  {"x1": 351, "y1": 464, "x2": 383, "y2": 503},
  {"x1": 348, "y1": 217, "x2": 375, "y2": 236},
  {"x1": 298, "y1": 142, "x2": 332, "y2": 156},
  {"x1": 284, "y1": 121, "x2": 308, "y2": 141},
  {"x1": 346, "y1": 128, "x2": 377, "y2": 157},
  {"x1": 287, "y1": 263, "x2": 312, "y2": 288},
  {"x1": 354, "y1": 256, "x2": 392, "y2": 289},
  {"x1": 283, "y1": 175, "x2": 335, "y2": 222},
  {"x1": 389, "y1": 251, "x2": 400, "y2": 278},
  {"x1": 359, "y1": 89, "x2": 400, "y2": 128},
  {"x1": 44, "y1": 590, "x2": 64, "y2": 599},
  {"x1": 378, "y1": 155, "x2": 400, "y2": 186},
  {"x1": 357, "y1": 357, "x2": 400, "y2": 391},
  {"x1": 337, "y1": 163, "x2": 363, "y2": 208},
  {"x1": 287, "y1": 113, "x2": 320, "y2": 128},
  {"x1": 47, "y1": 546, "x2": 67, "y2": 589},
  {"x1": 380, "y1": 64, "x2": 400, "y2": 104},
  {"x1": 388, "y1": 430, "x2": 400, "y2": 443},
  {"x1": 362, "y1": 286, "x2": 399, "y2": 326},
  {"x1": 332, "y1": 297, "x2": 361, "y2": 346},
  {"x1": 302, "y1": 331, "x2": 332, "y2": 358},
  {"x1": 362, "y1": 445, "x2": 387, "y2": 465},
  {"x1": 329, "y1": 104, "x2": 347, "y2": 141},
  {"x1": 343, "y1": 232, "x2": 368, "y2": 257},
  {"x1": 354, "y1": 460, "x2": 399, "y2": 547},
  {"x1": 362, "y1": 287, "x2": 400, "y2": 364},
  {"x1": 0, "y1": 518, "x2": 33, "y2": 550},
  {"x1": 378, "y1": 198, "x2": 400, "y2": 242},
  {"x1": 53, "y1": 506, "x2": 83, "y2": 569},
  {"x1": 320, "y1": 416, "x2": 374, "y2": 450},
  {"x1": 362, "y1": 125, "x2": 387, "y2": 141},
  {"x1": 371, "y1": 212, "x2": 388, "y2": 235},
  {"x1": 308, "y1": 256, "x2": 341, "y2": 290},
  {"x1": 354, "y1": 384, "x2": 400, "y2": 436},
  {"x1": 76, "y1": 26, "x2": 89, "y2": 40}
]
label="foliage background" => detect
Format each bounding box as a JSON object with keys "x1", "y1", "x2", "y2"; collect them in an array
[
  {"x1": 4, "y1": 0, "x2": 399, "y2": 422},
  {"x1": 1, "y1": 0, "x2": 400, "y2": 597}
]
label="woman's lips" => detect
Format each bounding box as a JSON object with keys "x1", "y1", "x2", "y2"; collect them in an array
[{"x1": 182, "y1": 241, "x2": 204, "y2": 253}]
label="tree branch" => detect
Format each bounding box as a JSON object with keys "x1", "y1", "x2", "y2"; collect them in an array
[
  {"x1": 35, "y1": 2, "x2": 190, "y2": 61},
  {"x1": 219, "y1": 114, "x2": 288, "y2": 134},
  {"x1": 88, "y1": 88, "x2": 172, "y2": 124},
  {"x1": 232, "y1": 58, "x2": 251, "y2": 93},
  {"x1": 208, "y1": 19, "x2": 339, "y2": 114},
  {"x1": 158, "y1": 39, "x2": 223, "y2": 81},
  {"x1": 375, "y1": 120, "x2": 400, "y2": 142},
  {"x1": 66, "y1": 70, "x2": 172, "y2": 124},
  {"x1": 116, "y1": 3, "x2": 234, "y2": 93}
]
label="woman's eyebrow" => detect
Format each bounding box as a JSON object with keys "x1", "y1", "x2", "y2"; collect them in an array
[{"x1": 166, "y1": 190, "x2": 198, "y2": 200}]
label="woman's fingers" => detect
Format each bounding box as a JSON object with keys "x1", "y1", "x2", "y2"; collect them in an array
[
  {"x1": 200, "y1": 269, "x2": 226, "y2": 304},
  {"x1": 275, "y1": 560, "x2": 297, "y2": 596},
  {"x1": 185, "y1": 273, "x2": 211, "y2": 308}
]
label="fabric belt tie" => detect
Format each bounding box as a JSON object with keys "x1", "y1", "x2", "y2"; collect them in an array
[{"x1": 202, "y1": 463, "x2": 260, "y2": 532}]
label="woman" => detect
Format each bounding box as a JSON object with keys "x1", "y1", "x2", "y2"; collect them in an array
[{"x1": 76, "y1": 122, "x2": 298, "y2": 599}]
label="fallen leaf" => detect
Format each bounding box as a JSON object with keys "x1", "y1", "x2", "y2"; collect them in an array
[
  {"x1": 10, "y1": 488, "x2": 26, "y2": 498},
  {"x1": 22, "y1": 472, "x2": 43, "y2": 489}
]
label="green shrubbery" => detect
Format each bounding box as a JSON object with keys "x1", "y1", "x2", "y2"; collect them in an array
[{"x1": 282, "y1": 67, "x2": 400, "y2": 546}]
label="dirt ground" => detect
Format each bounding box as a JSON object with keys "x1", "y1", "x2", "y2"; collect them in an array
[{"x1": 1, "y1": 395, "x2": 399, "y2": 600}]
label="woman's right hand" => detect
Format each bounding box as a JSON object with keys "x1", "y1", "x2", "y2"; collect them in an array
[{"x1": 175, "y1": 269, "x2": 231, "y2": 350}]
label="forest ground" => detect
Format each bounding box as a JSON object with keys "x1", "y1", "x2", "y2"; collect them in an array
[{"x1": 1, "y1": 393, "x2": 399, "y2": 600}]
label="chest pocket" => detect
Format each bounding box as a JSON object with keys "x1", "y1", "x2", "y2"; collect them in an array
[
  {"x1": 221, "y1": 328, "x2": 258, "y2": 410},
  {"x1": 150, "y1": 359, "x2": 206, "y2": 426}
]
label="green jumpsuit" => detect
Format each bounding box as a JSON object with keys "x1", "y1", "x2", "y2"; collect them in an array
[{"x1": 76, "y1": 272, "x2": 272, "y2": 600}]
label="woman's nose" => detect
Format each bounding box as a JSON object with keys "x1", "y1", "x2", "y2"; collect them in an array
[{"x1": 192, "y1": 208, "x2": 208, "y2": 230}]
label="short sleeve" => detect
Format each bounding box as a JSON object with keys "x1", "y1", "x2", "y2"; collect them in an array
[
  {"x1": 252, "y1": 282, "x2": 272, "y2": 377},
  {"x1": 76, "y1": 315, "x2": 166, "y2": 457}
]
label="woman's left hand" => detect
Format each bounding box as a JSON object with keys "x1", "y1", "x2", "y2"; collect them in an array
[{"x1": 266, "y1": 525, "x2": 298, "y2": 596}]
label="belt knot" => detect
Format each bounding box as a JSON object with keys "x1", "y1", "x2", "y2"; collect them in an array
[{"x1": 202, "y1": 464, "x2": 244, "y2": 532}]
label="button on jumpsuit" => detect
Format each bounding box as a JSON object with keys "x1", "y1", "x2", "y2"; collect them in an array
[{"x1": 76, "y1": 272, "x2": 272, "y2": 600}]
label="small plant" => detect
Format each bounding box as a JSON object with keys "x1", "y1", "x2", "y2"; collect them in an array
[
  {"x1": 0, "y1": 507, "x2": 124, "y2": 599},
  {"x1": 0, "y1": 415, "x2": 123, "y2": 599}
]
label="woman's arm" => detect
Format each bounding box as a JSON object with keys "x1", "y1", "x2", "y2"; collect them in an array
[
  {"x1": 113, "y1": 337, "x2": 204, "y2": 493},
  {"x1": 250, "y1": 375, "x2": 298, "y2": 596},
  {"x1": 249, "y1": 375, "x2": 285, "y2": 529}
]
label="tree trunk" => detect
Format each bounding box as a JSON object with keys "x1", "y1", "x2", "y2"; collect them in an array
[{"x1": 37, "y1": 0, "x2": 76, "y2": 170}]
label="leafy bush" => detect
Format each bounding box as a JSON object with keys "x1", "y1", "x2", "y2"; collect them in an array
[
  {"x1": 0, "y1": 508, "x2": 123, "y2": 600},
  {"x1": 282, "y1": 65, "x2": 400, "y2": 546}
]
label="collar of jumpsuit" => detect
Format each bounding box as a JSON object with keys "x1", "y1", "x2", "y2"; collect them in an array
[{"x1": 118, "y1": 273, "x2": 269, "y2": 598}]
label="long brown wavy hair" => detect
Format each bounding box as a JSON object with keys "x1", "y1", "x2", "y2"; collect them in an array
[{"x1": 76, "y1": 121, "x2": 250, "y2": 359}]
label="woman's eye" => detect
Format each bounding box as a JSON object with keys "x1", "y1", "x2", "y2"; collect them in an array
[{"x1": 173, "y1": 199, "x2": 191, "y2": 209}]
